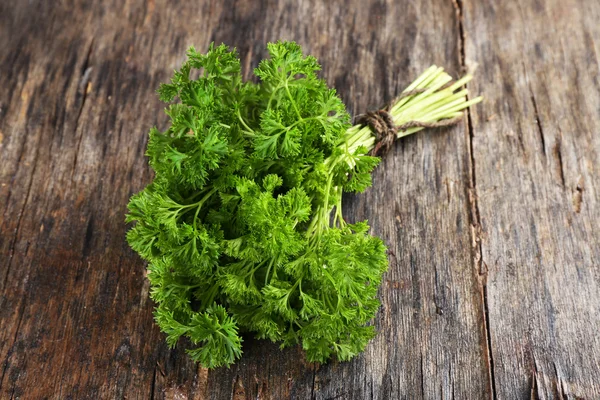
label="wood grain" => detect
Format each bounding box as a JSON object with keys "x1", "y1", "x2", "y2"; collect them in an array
[
  {"x1": 462, "y1": 0, "x2": 600, "y2": 398},
  {"x1": 0, "y1": 0, "x2": 597, "y2": 399}
]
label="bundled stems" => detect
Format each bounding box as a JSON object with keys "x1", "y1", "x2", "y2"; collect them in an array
[
  {"x1": 343, "y1": 66, "x2": 482, "y2": 164},
  {"x1": 308, "y1": 66, "x2": 483, "y2": 236}
]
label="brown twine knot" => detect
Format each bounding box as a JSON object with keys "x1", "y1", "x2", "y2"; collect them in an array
[
  {"x1": 354, "y1": 110, "x2": 397, "y2": 156},
  {"x1": 354, "y1": 87, "x2": 463, "y2": 156}
]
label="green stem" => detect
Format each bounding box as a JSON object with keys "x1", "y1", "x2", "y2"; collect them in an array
[
  {"x1": 307, "y1": 67, "x2": 482, "y2": 237},
  {"x1": 285, "y1": 83, "x2": 303, "y2": 120},
  {"x1": 192, "y1": 187, "x2": 218, "y2": 228},
  {"x1": 264, "y1": 258, "x2": 275, "y2": 286},
  {"x1": 237, "y1": 109, "x2": 255, "y2": 134},
  {"x1": 202, "y1": 283, "x2": 220, "y2": 309}
]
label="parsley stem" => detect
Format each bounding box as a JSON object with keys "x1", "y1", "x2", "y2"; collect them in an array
[
  {"x1": 184, "y1": 186, "x2": 211, "y2": 202},
  {"x1": 308, "y1": 67, "x2": 482, "y2": 238},
  {"x1": 192, "y1": 187, "x2": 218, "y2": 228},
  {"x1": 202, "y1": 283, "x2": 220, "y2": 309},
  {"x1": 264, "y1": 258, "x2": 275, "y2": 286},
  {"x1": 237, "y1": 110, "x2": 255, "y2": 134},
  {"x1": 285, "y1": 83, "x2": 303, "y2": 120}
]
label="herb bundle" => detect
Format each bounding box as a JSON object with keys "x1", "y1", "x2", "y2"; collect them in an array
[{"x1": 126, "y1": 41, "x2": 481, "y2": 368}]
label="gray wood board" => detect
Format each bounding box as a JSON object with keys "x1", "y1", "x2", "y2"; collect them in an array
[
  {"x1": 463, "y1": 0, "x2": 600, "y2": 398},
  {"x1": 0, "y1": 0, "x2": 597, "y2": 398}
]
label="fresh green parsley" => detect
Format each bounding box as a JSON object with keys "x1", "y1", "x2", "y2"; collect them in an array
[{"x1": 126, "y1": 41, "x2": 481, "y2": 368}]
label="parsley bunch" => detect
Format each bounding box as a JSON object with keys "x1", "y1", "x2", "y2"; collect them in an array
[{"x1": 127, "y1": 42, "x2": 480, "y2": 368}]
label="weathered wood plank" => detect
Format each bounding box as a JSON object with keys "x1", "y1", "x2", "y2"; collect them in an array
[
  {"x1": 0, "y1": 0, "x2": 558, "y2": 398},
  {"x1": 186, "y1": 1, "x2": 491, "y2": 398},
  {"x1": 184, "y1": 1, "x2": 490, "y2": 399},
  {"x1": 463, "y1": 0, "x2": 600, "y2": 398},
  {"x1": 0, "y1": 1, "x2": 218, "y2": 398}
]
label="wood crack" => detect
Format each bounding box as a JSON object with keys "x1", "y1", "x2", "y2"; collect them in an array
[
  {"x1": 70, "y1": 37, "x2": 95, "y2": 184},
  {"x1": 481, "y1": 281, "x2": 497, "y2": 400},
  {"x1": 451, "y1": 364, "x2": 456, "y2": 400},
  {"x1": 453, "y1": 0, "x2": 497, "y2": 398},
  {"x1": 552, "y1": 134, "x2": 565, "y2": 187},
  {"x1": 526, "y1": 69, "x2": 568, "y2": 189},
  {"x1": 419, "y1": 352, "x2": 425, "y2": 397},
  {"x1": 149, "y1": 364, "x2": 157, "y2": 400},
  {"x1": 573, "y1": 176, "x2": 584, "y2": 213},
  {"x1": 452, "y1": 0, "x2": 466, "y2": 71},
  {"x1": 530, "y1": 369, "x2": 539, "y2": 400},
  {"x1": 553, "y1": 362, "x2": 568, "y2": 399},
  {"x1": 434, "y1": 264, "x2": 444, "y2": 315},
  {"x1": 310, "y1": 364, "x2": 317, "y2": 400},
  {"x1": 529, "y1": 90, "x2": 546, "y2": 157}
]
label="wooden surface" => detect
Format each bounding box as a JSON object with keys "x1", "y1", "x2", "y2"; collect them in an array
[{"x1": 0, "y1": 0, "x2": 598, "y2": 398}]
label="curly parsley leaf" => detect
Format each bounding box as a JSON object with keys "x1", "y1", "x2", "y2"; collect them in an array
[{"x1": 127, "y1": 41, "x2": 405, "y2": 369}]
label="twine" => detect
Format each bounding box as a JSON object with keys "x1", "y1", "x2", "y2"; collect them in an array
[{"x1": 355, "y1": 86, "x2": 463, "y2": 156}]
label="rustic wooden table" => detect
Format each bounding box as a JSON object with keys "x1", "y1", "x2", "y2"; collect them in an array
[{"x1": 1, "y1": 0, "x2": 599, "y2": 399}]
